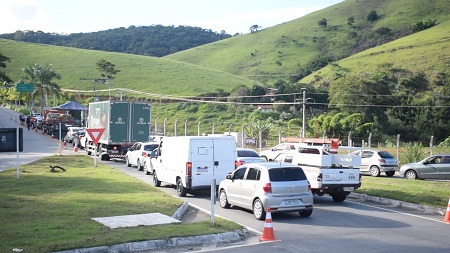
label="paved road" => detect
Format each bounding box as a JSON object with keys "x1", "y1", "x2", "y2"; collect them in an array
[{"x1": 0, "y1": 106, "x2": 71, "y2": 172}]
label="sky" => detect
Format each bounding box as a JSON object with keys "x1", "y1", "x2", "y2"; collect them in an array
[{"x1": 0, "y1": 0, "x2": 344, "y2": 35}]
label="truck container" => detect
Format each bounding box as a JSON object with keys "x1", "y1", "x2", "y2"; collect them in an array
[{"x1": 85, "y1": 101, "x2": 151, "y2": 161}]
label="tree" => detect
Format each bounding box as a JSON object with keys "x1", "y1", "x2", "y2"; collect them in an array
[
  {"x1": 367, "y1": 10, "x2": 378, "y2": 22},
  {"x1": 96, "y1": 59, "x2": 121, "y2": 80},
  {"x1": 249, "y1": 25, "x2": 261, "y2": 33},
  {"x1": 318, "y1": 18, "x2": 328, "y2": 29},
  {"x1": 22, "y1": 63, "x2": 61, "y2": 113},
  {"x1": 244, "y1": 120, "x2": 272, "y2": 147},
  {"x1": 0, "y1": 53, "x2": 12, "y2": 83}
]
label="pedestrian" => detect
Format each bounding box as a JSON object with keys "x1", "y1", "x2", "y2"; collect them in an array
[
  {"x1": 19, "y1": 115, "x2": 24, "y2": 125},
  {"x1": 26, "y1": 116, "x2": 31, "y2": 130}
]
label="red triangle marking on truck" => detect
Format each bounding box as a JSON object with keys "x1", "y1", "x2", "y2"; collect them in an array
[{"x1": 86, "y1": 128, "x2": 105, "y2": 145}]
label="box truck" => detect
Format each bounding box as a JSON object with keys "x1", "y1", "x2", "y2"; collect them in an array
[
  {"x1": 84, "y1": 101, "x2": 151, "y2": 161},
  {"x1": 151, "y1": 135, "x2": 237, "y2": 197}
]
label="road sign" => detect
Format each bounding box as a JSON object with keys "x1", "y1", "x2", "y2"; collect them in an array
[
  {"x1": 16, "y1": 83, "x2": 34, "y2": 93},
  {"x1": 86, "y1": 128, "x2": 105, "y2": 145}
]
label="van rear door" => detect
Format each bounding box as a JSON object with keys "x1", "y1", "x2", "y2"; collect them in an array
[{"x1": 190, "y1": 138, "x2": 236, "y2": 188}]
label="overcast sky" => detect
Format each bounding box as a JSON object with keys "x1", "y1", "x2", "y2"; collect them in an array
[{"x1": 0, "y1": 0, "x2": 344, "y2": 35}]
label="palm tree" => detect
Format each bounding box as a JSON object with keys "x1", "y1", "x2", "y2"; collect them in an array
[{"x1": 22, "y1": 63, "x2": 61, "y2": 113}]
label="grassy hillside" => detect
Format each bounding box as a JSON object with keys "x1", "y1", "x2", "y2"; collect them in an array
[
  {"x1": 0, "y1": 39, "x2": 256, "y2": 96},
  {"x1": 165, "y1": 0, "x2": 450, "y2": 84},
  {"x1": 301, "y1": 19, "x2": 450, "y2": 83}
]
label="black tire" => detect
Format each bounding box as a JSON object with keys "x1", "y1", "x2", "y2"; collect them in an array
[
  {"x1": 253, "y1": 199, "x2": 266, "y2": 220},
  {"x1": 137, "y1": 159, "x2": 143, "y2": 171},
  {"x1": 385, "y1": 171, "x2": 395, "y2": 177},
  {"x1": 153, "y1": 172, "x2": 161, "y2": 187},
  {"x1": 404, "y1": 170, "x2": 418, "y2": 180},
  {"x1": 369, "y1": 166, "x2": 381, "y2": 177},
  {"x1": 176, "y1": 178, "x2": 188, "y2": 197},
  {"x1": 299, "y1": 209, "x2": 313, "y2": 217},
  {"x1": 219, "y1": 189, "x2": 230, "y2": 208},
  {"x1": 125, "y1": 157, "x2": 131, "y2": 167},
  {"x1": 331, "y1": 194, "x2": 347, "y2": 202}
]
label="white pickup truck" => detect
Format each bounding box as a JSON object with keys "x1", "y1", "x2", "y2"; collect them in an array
[{"x1": 273, "y1": 146, "x2": 361, "y2": 202}]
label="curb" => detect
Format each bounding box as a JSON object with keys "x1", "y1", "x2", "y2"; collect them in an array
[
  {"x1": 349, "y1": 193, "x2": 446, "y2": 216},
  {"x1": 53, "y1": 202, "x2": 252, "y2": 253}
]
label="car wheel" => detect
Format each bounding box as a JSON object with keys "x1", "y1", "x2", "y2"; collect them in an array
[
  {"x1": 125, "y1": 157, "x2": 131, "y2": 167},
  {"x1": 176, "y1": 178, "x2": 188, "y2": 197},
  {"x1": 299, "y1": 209, "x2": 313, "y2": 217},
  {"x1": 143, "y1": 162, "x2": 150, "y2": 175},
  {"x1": 219, "y1": 190, "x2": 231, "y2": 209},
  {"x1": 253, "y1": 199, "x2": 266, "y2": 220},
  {"x1": 152, "y1": 172, "x2": 161, "y2": 187},
  {"x1": 369, "y1": 166, "x2": 381, "y2": 177},
  {"x1": 385, "y1": 171, "x2": 395, "y2": 177},
  {"x1": 331, "y1": 194, "x2": 347, "y2": 202},
  {"x1": 404, "y1": 170, "x2": 418, "y2": 180},
  {"x1": 137, "y1": 159, "x2": 143, "y2": 171}
]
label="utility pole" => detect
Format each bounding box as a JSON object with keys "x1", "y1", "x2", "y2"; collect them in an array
[{"x1": 301, "y1": 88, "x2": 307, "y2": 138}]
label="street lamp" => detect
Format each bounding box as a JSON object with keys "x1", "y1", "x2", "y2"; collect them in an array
[{"x1": 301, "y1": 88, "x2": 308, "y2": 138}]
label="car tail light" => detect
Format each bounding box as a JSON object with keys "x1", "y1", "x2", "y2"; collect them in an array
[
  {"x1": 186, "y1": 162, "x2": 192, "y2": 176},
  {"x1": 263, "y1": 183, "x2": 272, "y2": 193},
  {"x1": 317, "y1": 173, "x2": 323, "y2": 182},
  {"x1": 378, "y1": 158, "x2": 386, "y2": 163},
  {"x1": 236, "y1": 160, "x2": 245, "y2": 166},
  {"x1": 142, "y1": 152, "x2": 147, "y2": 157}
]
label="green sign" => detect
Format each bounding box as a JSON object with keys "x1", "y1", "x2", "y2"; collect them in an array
[{"x1": 16, "y1": 83, "x2": 34, "y2": 93}]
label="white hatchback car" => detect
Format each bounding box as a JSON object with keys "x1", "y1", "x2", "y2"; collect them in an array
[
  {"x1": 259, "y1": 143, "x2": 300, "y2": 161},
  {"x1": 218, "y1": 162, "x2": 313, "y2": 220},
  {"x1": 125, "y1": 141, "x2": 159, "y2": 170},
  {"x1": 236, "y1": 148, "x2": 266, "y2": 166}
]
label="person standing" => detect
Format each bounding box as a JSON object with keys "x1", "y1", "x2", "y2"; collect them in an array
[{"x1": 26, "y1": 116, "x2": 31, "y2": 130}]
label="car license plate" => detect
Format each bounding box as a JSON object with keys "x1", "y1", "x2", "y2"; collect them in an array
[
  {"x1": 343, "y1": 187, "x2": 354, "y2": 192},
  {"x1": 284, "y1": 200, "x2": 299, "y2": 205}
]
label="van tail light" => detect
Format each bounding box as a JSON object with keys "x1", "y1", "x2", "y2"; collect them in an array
[
  {"x1": 317, "y1": 173, "x2": 323, "y2": 182},
  {"x1": 186, "y1": 162, "x2": 192, "y2": 176},
  {"x1": 263, "y1": 183, "x2": 272, "y2": 193},
  {"x1": 142, "y1": 152, "x2": 147, "y2": 157}
]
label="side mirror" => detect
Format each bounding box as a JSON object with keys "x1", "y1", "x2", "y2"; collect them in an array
[{"x1": 226, "y1": 174, "x2": 233, "y2": 180}]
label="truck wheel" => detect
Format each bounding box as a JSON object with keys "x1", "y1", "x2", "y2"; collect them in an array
[
  {"x1": 369, "y1": 166, "x2": 381, "y2": 177},
  {"x1": 125, "y1": 157, "x2": 131, "y2": 167},
  {"x1": 176, "y1": 178, "x2": 188, "y2": 197},
  {"x1": 299, "y1": 209, "x2": 313, "y2": 217},
  {"x1": 219, "y1": 189, "x2": 230, "y2": 209},
  {"x1": 87, "y1": 148, "x2": 92, "y2": 155},
  {"x1": 331, "y1": 194, "x2": 347, "y2": 202},
  {"x1": 385, "y1": 171, "x2": 395, "y2": 177},
  {"x1": 137, "y1": 159, "x2": 143, "y2": 171},
  {"x1": 152, "y1": 172, "x2": 161, "y2": 187},
  {"x1": 253, "y1": 199, "x2": 266, "y2": 220}
]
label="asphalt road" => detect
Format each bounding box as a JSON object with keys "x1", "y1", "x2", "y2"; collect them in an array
[{"x1": 0, "y1": 106, "x2": 69, "y2": 172}]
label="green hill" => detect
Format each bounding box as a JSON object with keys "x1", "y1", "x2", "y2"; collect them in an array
[
  {"x1": 0, "y1": 39, "x2": 256, "y2": 97},
  {"x1": 165, "y1": 0, "x2": 450, "y2": 84},
  {"x1": 301, "y1": 19, "x2": 450, "y2": 83}
]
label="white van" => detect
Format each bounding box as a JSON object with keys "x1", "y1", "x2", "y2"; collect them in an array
[{"x1": 151, "y1": 135, "x2": 237, "y2": 197}]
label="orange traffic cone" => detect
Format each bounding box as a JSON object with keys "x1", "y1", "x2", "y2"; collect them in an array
[
  {"x1": 259, "y1": 208, "x2": 277, "y2": 242},
  {"x1": 443, "y1": 198, "x2": 450, "y2": 223}
]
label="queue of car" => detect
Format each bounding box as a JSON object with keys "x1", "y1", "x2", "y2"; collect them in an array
[{"x1": 78, "y1": 137, "x2": 449, "y2": 219}]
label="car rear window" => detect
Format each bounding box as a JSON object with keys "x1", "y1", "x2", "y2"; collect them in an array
[
  {"x1": 144, "y1": 144, "x2": 159, "y2": 151},
  {"x1": 237, "y1": 150, "x2": 260, "y2": 158},
  {"x1": 269, "y1": 167, "x2": 307, "y2": 182},
  {"x1": 378, "y1": 151, "x2": 394, "y2": 158}
]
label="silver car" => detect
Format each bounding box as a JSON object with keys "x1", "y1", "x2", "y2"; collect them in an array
[
  {"x1": 218, "y1": 162, "x2": 313, "y2": 220},
  {"x1": 399, "y1": 154, "x2": 450, "y2": 180},
  {"x1": 350, "y1": 149, "x2": 398, "y2": 177},
  {"x1": 236, "y1": 148, "x2": 266, "y2": 166}
]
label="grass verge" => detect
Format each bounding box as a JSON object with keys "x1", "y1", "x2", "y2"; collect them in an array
[
  {"x1": 356, "y1": 175, "x2": 450, "y2": 208},
  {"x1": 0, "y1": 155, "x2": 242, "y2": 253}
]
